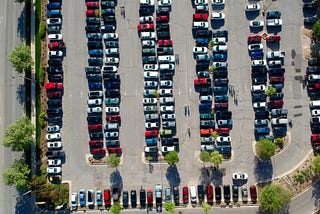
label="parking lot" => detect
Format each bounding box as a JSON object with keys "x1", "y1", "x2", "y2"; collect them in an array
[{"x1": 58, "y1": 0, "x2": 313, "y2": 210}]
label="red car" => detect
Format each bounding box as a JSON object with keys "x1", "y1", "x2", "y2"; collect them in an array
[
  {"x1": 214, "y1": 102, "x2": 228, "y2": 109},
  {"x1": 194, "y1": 78, "x2": 210, "y2": 86},
  {"x1": 158, "y1": 39, "x2": 173, "y2": 47},
  {"x1": 47, "y1": 91, "x2": 62, "y2": 98},
  {"x1": 86, "y1": 2, "x2": 99, "y2": 8},
  {"x1": 89, "y1": 140, "x2": 103, "y2": 147},
  {"x1": 215, "y1": 128, "x2": 230, "y2": 135},
  {"x1": 45, "y1": 82, "x2": 63, "y2": 90},
  {"x1": 307, "y1": 83, "x2": 320, "y2": 91},
  {"x1": 104, "y1": 189, "x2": 111, "y2": 206},
  {"x1": 137, "y1": 23, "x2": 154, "y2": 31},
  {"x1": 193, "y1": 13, "x2": 209, "y2": 21},
  {"x1": 48, "y1": 41, "x2": 65, "y2": 50},
  {"x1": 145, "y1": 130, "x2": 158, "y2": 137},
  {"x1": 247, "y1": 35, "x2": 261, "y2": 44},
  {"x1": 200, "y1": 128, "x2": 214, "y2": 136},
  {"x1": 86, "y1": 9, "x2": 100, "y2": 17},
  {"x1": 147, "y1": 189, "x2": 153, "y2": 205},
  {"x1": 106, "y1": 115, "x2": 121, "y2": 122},
  {"x1": 206, "y1": 185, "x2": 213, "y2": 204},
  {"x1": 250, "y1": 185, "x2": 257, "y2": 203},
  {"x1": 268, "y1": 100, "x2": 284, "y2": 108},
  {"x1": 108, "y1": 147, "x2": 122, "y2": 154},
  {"x1": 269, "y1": 76, "x2": 285, "y2": 83},
  {"x1": 182, "y1": 186, "x2": 189, "y2": 204},
  {"x1": 311, "y1": 134, "x2": 320, "y2": 142},
  {"x1": 91, "y1": 148, "x2": 106, "y2": 155},
  {"x1": 156, "y1": 15, "x2": 169, "y2": 22},
  {"x1": 88, "y1": 124, "x2": 103, "y2": 131},
  {"x1": 266, "y1": 35, "x2": 281, "y2": 43}
]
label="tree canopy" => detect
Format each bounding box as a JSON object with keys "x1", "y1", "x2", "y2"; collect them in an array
[
  {"x1": 110, "y1": 203, "x2": 121, "y2": 214},
  {"x1": 7, "y1": 44, "x2": 32, "y2": 73},
  {"x1": 266, "y1": 87, "x2": 277, "y2": 96},
  {"x1": 202, "y1": 202, "x2": 211, "y2": 214},
  {"x1": 3, "y1": 160, "x2": 30, "y2": 191},
  {"x1": 259, "y1": 184, "x2": 292, "y2": 213},
  {"x1": 164, "y1": 151, "x2": 179, "y2": 166},
  {"x1": 106, "y1": 154, "x2": 121, "y2": 168},
  {"x1": 199, "y1": 151, "x2": 211, "y2": 166},
  {"x1": 255, "y1": 139, "x2": 276, "y2": 160},
  {"x1": 164, "y1": 202, "x2": 175, "y2": 213},
  {"x1": 314, "y1": 155, "x2": 320, "y2": 174},
  {"x1": 3, "y1": 116, "x2": 35, "y2": 151},
  {"x1": 210, "y1": 151, "x2": 223, "y2": 168},
  {"x1": 313, "y1": 21, "x2": 320, "y2": 41}
]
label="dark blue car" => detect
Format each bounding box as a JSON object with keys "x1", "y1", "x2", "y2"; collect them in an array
[
  {"x1": 254, "y1": 127, "x2": 270, "y2": 135},
  {"x1": 47, "y1": 3, "x2": 61, "y2": 10},
  {"x1": 250, "y1": 51, "x2": 263, "y2": 60},
  {"x1": 46, "y1": 10, "x2": 61, "y2": 18},
  {"x1": 199, "y1": 104, "x2": 212, "y2": 112},
  {"x1": 89, "y1": 49, "x2": 103, "y2": 57},
  {"x1": 88, "y1": 82, "x2": 102, "y2": 90},
  {"x1": 196, "y1": 38, "x2": 209, "y2": 45},
  {"x1": 214, "y1": 95, "x2": 228, "y2": 102},
  {"x1": 213, "y1": 53, "x2": 227, "y2": 61}
]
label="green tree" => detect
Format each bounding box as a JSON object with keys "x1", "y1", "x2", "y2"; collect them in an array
[
  {"x1": 7, "y1": 44, "x2": 32, "y2": 73},
  {"x1": 266, "y1": 87, "x2": 277, "y2": 96},
  {"x1": 209, "y1": 66, "x2": 216, "y2": 73},
  {"x1": 106, "y1": 154, "x2": 121, "y2": 168},
  {"x1": 110, "y1": 203, "x2": 121, "y2": 214},
  {"x1": 313, "y1": 21, "x2": 320, "y2": 41},
  {"x1": 208, "y1": 39, "x2": 214, "y2": 49},
  {"x1": 313, "y1": 155, "x2": 320, "y2": 174},
  {"x1": 3, "y1": 116, "x2": 35, "y2": 152},
  {"x1": 202, "y1": 202, "x2": 211, "y2": 214},
  {"x1": 3, "y1": 160, "x2": 30, "y2": 191},
  {"x1": 164, "y1": 202, "x2": 175, "y2": 213},
  {"x1": 274, "y1": 138, "x2": 284, "y2": 148},
  {"x1": 164, "y1": 151, "x2": 179, "y2": 166},
  {"x1": 199, "y1": 151, "x2": 211, "y2": 167},
  {"x1": 211, "y1": 131, "x2": 219, "y2": 138},
  {"x1": 259, "y1": 184, "x2": 292, "y2": 213},
  {"x1": 255, "y1": 139, "x2": 276, "y2": 160},
  {"x1": 210, "y1": 151, "x2": 223, "y2": 168}
]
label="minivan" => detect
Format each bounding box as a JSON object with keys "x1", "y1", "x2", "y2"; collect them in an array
[
  {"x1": 310, "y1": 100, "x2": 320, "y2": 108},
  {"x1": 104, "y1": 123, "x2": 119, "y2": 131},
  {"x1": 190, "y1": 186, "x2": 197, "y2": 204},
  {"x1": 271, "y1": 118, "x2": 288, "y2": 126}
]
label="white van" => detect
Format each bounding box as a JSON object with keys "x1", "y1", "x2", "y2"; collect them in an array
[
  {"x1": 310, "y1": 100, "x2": 320, "y2": 108},
  {"x1": 190, "y1": 186, "x2": 197, "y2": 204},
  {"x1": 192, "y1": 21, "x2": 209, "y2": 29},
  {"x1": 271, "y1": 118, "x2": 288, "y2": 125},
  {"x1": 104, "y1": 123, "x2": 119, "y2": 130}
]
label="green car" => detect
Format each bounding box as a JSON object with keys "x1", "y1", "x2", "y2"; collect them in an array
[
  {"x1": 160, "y1": 129, "x2": 172, "y2": 136},
  {"x1": 105, "y1": 98, "x2": 120, "y2": 105}
]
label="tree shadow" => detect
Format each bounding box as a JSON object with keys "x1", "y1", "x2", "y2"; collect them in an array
[
  {"x1": 17, "y1": 5, "x2": 26, "y2": 41},
  {"x1": 253, "y1": 157, "x2": 273, "y2": 182},
  {"x1": 211, "y1": 167, "x2": 223, "y2": 186},
  {"x1": 312, "y1": 179, "x2": 320, "y2": 209},
  {"x1": 16, "y1": 84, "x2": 26, "y2": 107},
  {"x1": 110, "y1": 169, "x2": 123, "y2": 191},
  {"x1": 165, "y1": 165, "x2": 181, "y2": 187},
  {"x1": 198, "y1": 167, "x2": 211, "y2": 186}
]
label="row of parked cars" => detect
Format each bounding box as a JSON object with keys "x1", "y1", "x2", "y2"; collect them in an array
[
  {"x1": 70, "y1": 183, "x2": 258, "y2": 209},
  {"x1": 191, "y1": 0, "x2": 232, "y2": 158},
  {"x1": 45, "y1": 0, "x2": 66, "y2": 183},
  {"x1": 138, "y1": 0, "x2": 180, "y2": 159},
  {"x1": 84, "y1": 0, "x2": 123, "y2": 157},
  {"x1": 247, "y1": 9, "x2": 288, "y2": 140}
]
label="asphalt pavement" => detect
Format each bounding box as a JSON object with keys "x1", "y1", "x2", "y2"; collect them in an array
[{"x1": 0, "y1": 0, "x2": 26, "y2": 213}]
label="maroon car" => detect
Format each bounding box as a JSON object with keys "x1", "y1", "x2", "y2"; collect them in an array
[{"x1": 249, "y1": 185, "x2": 257, "y2": 203}]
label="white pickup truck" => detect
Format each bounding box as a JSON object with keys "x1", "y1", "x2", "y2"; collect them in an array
[{"x1": 266, "y1": 51, "x2": 285, "y2": 59}]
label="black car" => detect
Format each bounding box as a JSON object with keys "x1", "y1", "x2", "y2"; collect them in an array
[
  {"x1": 157, "y1": 47, "x2": 173, "y2": 55},
  {"x1": 213, "y1": 69, "x2": 228, "y2": 78},
  {"x1": 105, "y1": 41, "x2": 119, "y2": 48},
  {"x1": 197, "y1": 185, "x2": 204, "y2": 204},
  {"x1": 47, "y1": 99, "x2": 62, "y2": 107},
  {"x1": 85, "y1": 66, "x2": 101, "y2": 74},
  {"x1": 140, "y1": 189, "x2": 146, "y2": 207},
  {"x1": 88, "y1": 57, "x2": 103, "y2": 67},
  {"x1": 131, "y1": 190, "x2": 137, "y2": 208},
  {"x1": 87, "y1": 41, "x2": 103, "y2": 49},
  {"x1": 142, "y1": 56, "x2": 157, "y2": 64},
  {"x1": 47, "y1": 116, "x2": 62, "y2": 124},
  {"x1": 309, "y1": 58, "x2": 320, "y2": 66},
  {"x1": 270, "y1": 92, "x2": 284, "y2": 100},
  {"x1": 47, "y1": 66, "x2": 63, "y2": 73},
  {"x1": 303, "y1": 2, "x2": 317, "y2": 9},
  {"x1": 196, "y1": 30, "x2": 212, "y2": 38},
  {"x1": 86, "y1": 17, "x2": 100, "y2": 25},
  {"x1": 255, "y1": 110, "x2": 269, "y2": 119},
  {"x1": 48, "y1": 58, "x2": 62, "y2": 66},
  {"x1": 102, "y1": 15, "x2": 116, "y2": 22},
  {"x1": 87, "y1": 74, "x2": 102, "y2": 81},
  {"x1": 266, "y1": 10, "x2": 281, "y2": 19},
  {"x1": 46, "y1": 150, "x2": 64, "y2": 158},
  {"x1": 252, "y1": 76, "x2": 266, "y2": 85},
  {"x1": 214, "y1": 78, "x2": 228, "y2": 86},
  {"x1": 48, "y1": 74, "x2": 63, "y2": 82},
  {"x1": 156, "y1": 23, "x2": 170, "y2": 31},
  {"x1": 213, "y1": 30, "x2": 228, "y2": 38},
  {"x1": 252, "y1": 93, "x2": 267, "y2": 102},
  {"x1": 101, "y1": 8, "x2": 115, "y2": 15},
  {"x1": 232, "y1": 185, "x2": 239, "y2": 202},
  {"x1": 215, "y1": 186, "x2": 221, "y2": 204},
  {"x1": 87, "y1": 116, "x2": 102, "y2": 124},
  {"x1": 105, "y1": 81, "x2": 120, "y2": 89},
  {"x1": 156, "y1": 6, "x2": 171, "y2": 14},
  {"x1": 47, "y1": 108, "x2": 62, "y2": 116},
  {"x1": 252, "y1": 67, "x2": 267, "y2": 74},
  {"x1": 173, "y1": 186, "x2": 179, "y2": 205},
  {"x1": 47, "y1": 25, "x2": 61, "y2": 34},
  {"x1": 160, "y1": 72, "x2": 174, "y2": 80},
  {"x1": 101, "y1": 1, "x2": 115, "y2": 8},
  {"x1": 304, "y1": 17, "x2": 318, "y2": 25},
  {"x1": 269, "y1": 67, "x2": 285, "y2": 75},
  {"x1": 223, "y1": 185, "x2": 231, "y2": 203},
  {"x1": 161, "y1": 138, "x2": 173, "y2": 146},
  {"x1": 157, "y1": 31, "x2": 170, "y2": 39},
  {"x1": 122, "y1": 191, "x2": 129, "y2": 208},
  {"x1": 106, "y1": 140, "x2": 120, "y2": 147},
  {"x1": 85, "y1": 25, "x2": 101, "y2": 33},
  {"x1": 139, "y1": 7, "x2": 154, "y2": 15},
  {"x1": 105, "y1": 89, "x2": 120, "y2": 97},
  {"x1": 101, "y1": 24, "x2": 116, "y2": 33},
  {"x1": 103, "y1": 73, "x2": 120, "y2": 81},
  {"x1": 307, "y1": 66, "x2": 320, "y2": 74},
  {"x1": 216, "y1": 111, "x2": 232, "y2": 120}
]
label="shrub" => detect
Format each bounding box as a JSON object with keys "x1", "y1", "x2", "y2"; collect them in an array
[
  {"x1": 274, "y1": 138, "x2": 284, "y2": 148},
  {"x1": 38, "y1": 67, "x2": 45, "y2": 85},
  {"x1": 294, "y1": 173, "x2": 305, "y2": 184},
  {"x1": 39, "y1": 112, "x2": 47, "y2": 127},
  {"x1": 39, "y1": 22, "x2": 46, "y2": 40}
]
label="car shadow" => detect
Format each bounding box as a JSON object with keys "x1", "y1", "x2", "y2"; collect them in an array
[
  {"x1": 211, "y1": 20, "x2": 225, "y2": 30},
  {"x1": 266, "y1": 42, "x2": 280, "y2": 51},
  {"x1": 249, "y1": 27, "x2": 264, "y2": 34},
  {"x1": 245, "y1": 11, "x2": 260, "y2": 20},
  {"x1": 266, "y1": 26, "x2": 282, "y2": 34},
  {"x1": 212, "y1": 5, "x2": 225, "y2": 11},
  {"x1": 253, "y1": 157, "x2": 273, "y2": 182},
  {"x1": 165, "y1": 165, "x2": 181, "y2": 187}
]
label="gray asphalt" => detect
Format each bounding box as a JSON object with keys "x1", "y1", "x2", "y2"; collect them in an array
[{"x1": 0, "y1": 0, "x2": 25, "y2": 213}]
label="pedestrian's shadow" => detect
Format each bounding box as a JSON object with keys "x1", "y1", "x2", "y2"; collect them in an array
[{"x1": 166, "y1": 165, "x2": 181, "y2": 187}]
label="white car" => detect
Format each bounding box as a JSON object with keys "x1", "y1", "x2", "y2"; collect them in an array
[
  {"x1": 253, "y1": 102, "x2": 266, "y2": 109},
  {"x1": 245, "y1": 3, "x2": 260, "y2": 11},
  {"x1": 46, "y1": 133, "x2": 61, "y2": 141},
  {"x1": 212, "y1": 0, "x2": 224, "y2": 5},
  {"x1": 71, "y1": 193, "x2": 78, "y2": 208},
  {"x1": 88, "y1": 99, "x2": 102, "y2": 106},
  {"x1": 266, "y1": 19, "x2": 282, "y2": 26},
  {"x1": 200, "y1": 95, "x2": 212, "y2": 102},
  {"x1": 196, "y1": 54, "x2": 210, "y2": 61},
  {"x1": 142, "y1": 40, "x2": 155, "y2": 47},
  {"x1": 248, "y1": 43, "x2": 263, "y2": 51},
  {"x1": 194, "y1": 0, "x2": 208, "y2": 5},
  {"x1": 105, "y1": 132, "x2": 119, "y2": 138},
  {"x1": 105, "y1": 57, "x2": 119, "y2": 64},
  {"x1": 87, "y1": 107, "x2": 102, "y2": 113},
  {"x1": 105, "y1": 107, "x2": 120, "y2": 114},
  {"x1": 143, "y1": 98, "x2": 157, "y2": 105},
  {"x1": 158, "y1": 0, "x2": 171, "y2": 6},
  {"x1": 160, "y1": 80, "x2": 173, "y2": 87},
  {"x1": 47, "y1": 159, "x2": 62, "y2": 166},
  {"x1": 144, "y1": 64, "x2": 159, "y2": 71},
  {"x1": 193, "y1": 47, "x2": 208, "y2": 54},
  {"x1": 251, "y1": 85, "x2": 266, "y2": 92},
  {"x1": 212, "y1": 62, "x2": 228, "y2": 68},
  {"x1": 103, "y1": 33, "x2": 118, "y2": 40},
  {"x1": 162, "y1": 146, "x2": 175, "y2": 153},
  {"x1": 158, "y1": 55, "x2": 175, "y2": 63},
  {"x1": 232, "y1": 173, "x2": 248, "y2": 180},
  {"x1": 251, "y1": 60, "x2": 267, "y2": 67},
  {"x1": 268, "y1": 60, "x2": 282, "y2": 67},
  {"x1": 145, "y1": 122, "x2": 159, "y2": 129},
  {"x1": 159, "y1": 64, "x2": 175, "y2": 71},
  {"x1": 48, "y1": 51, "x2": 63, "y2": 57},
  {"x1": 140, "y1": 0, "x2": 155, "y2": 6},
  {"x1": 139, "y1": 16, "x2": 153, "y2": 23},
  {"x1": 144, "y1": 81, "x2": 158, "y2": 88},
  {"x1": 48, "y1": 34, "x2": 63, "y2": 41},
  {"x1": 212, "y1": 45, "x2": 228, "y2": 52},
  {"x1": 159, "y1": 97, "x2": 174, "y2": 104},
  {"x1": 200, "y1": 145, "x2": 215, "y2": 151},
  {"x1": 105, "y1": 48, "x2": 119, "y2": 55},
  {"x1": 250, "y1": 20, "x2": 264, "y2": 28},
  {"x1": 144, "y1": 71, "x2": 159, "y2": 79},
  {"x1": 47, "y1": 18, "x2": 62, "y2": 26},
  {"x1": 144, "y1": 89, "x2": 156, "y2": 96},
  {"x1": 211, "y1": 12, "x2": 225, "y2": 20},
  {"x1": 47, "y1": 125, "x2": 60, "y2": 133},
  {"x1": 309, "y1": 74, "x2": 320, "y2": 81},
  {"x1": 196, "y1": 5, "x2": 209, "y2": 11},
  {"x1": 193, "y1": 21, "x2": 209, "y2": 29},
  {"x1": 212, "y1": 37, "x2": 226, "y2": 44},
  {"x1": 140, "y1": 32, "x2": 156, "y2": 39},
  {"x1": 162, "y1": 114, "x2": 176, "y2": 120},
  {"x1": 216, "y1": 136, "x2": 231, "y2": 143},
  {"x1": 47, "y1": 167, "x2": 62, "y2": 174},
  {"x1": 160, "y1": 89, "x2": 173, "y2": 96},
  {"x1": 160, "y1": 105, "x2": 174, "y2": 113},
  {"x1": 312, "y1": 109, "x2": 320, "y2": 116},
  {"x1": 47, "y1": 141, "x2": 62, "y2": 149}
]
